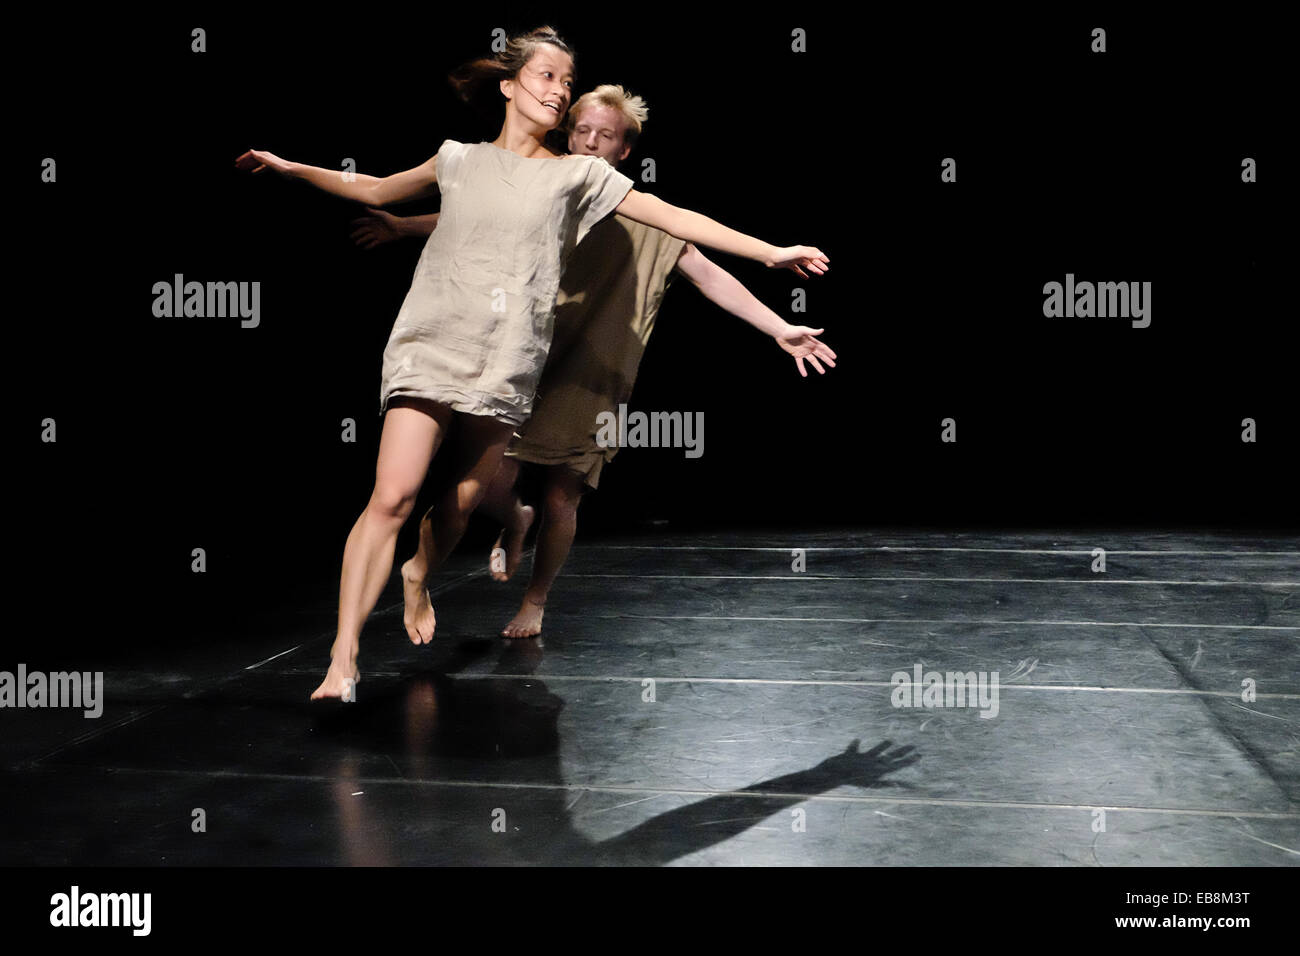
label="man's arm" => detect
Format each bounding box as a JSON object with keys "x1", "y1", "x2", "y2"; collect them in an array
[
  {"x1": 673, "y1": 243, "x2": 837, "y2": 376},
  {"x1": 350, "y1": 208, "x2": 439, "y2": 249}
]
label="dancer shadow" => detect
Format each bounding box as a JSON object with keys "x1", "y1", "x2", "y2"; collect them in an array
[
  {"x1": 587, "y1": 737, "x2": 919, "y2": 866},
  {"x1": 326, "y1": 637, "x2": 920, "y2": 864}
]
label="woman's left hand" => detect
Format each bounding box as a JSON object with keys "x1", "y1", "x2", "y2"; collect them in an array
[{"x1": 769, "y1": 245, "x2": 829, "y2": 279}]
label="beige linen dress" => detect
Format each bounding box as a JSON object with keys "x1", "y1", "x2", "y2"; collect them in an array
[
  {"x1": 379, "y1": 140, "x2": 635, "y2": 425},
  {"x1": 506, "y1": 215, "x2": 687, "y2": 488}
]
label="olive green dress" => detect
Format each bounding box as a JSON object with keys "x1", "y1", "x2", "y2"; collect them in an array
[{"x1": 507, "y1": 215, "x2": 687, "y2": 488}]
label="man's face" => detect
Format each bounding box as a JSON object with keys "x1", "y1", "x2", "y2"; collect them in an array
[{"x1": 567, "y1": 103, "x2": 633, "y2": 167}]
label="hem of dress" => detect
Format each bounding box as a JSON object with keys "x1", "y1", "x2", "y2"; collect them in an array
[
  {"x1": 380, "y1": 388, "x2": 528, "y2": 428},
  {"x1": 505, "y1": 443, "x2": 613, "y2": 489}
]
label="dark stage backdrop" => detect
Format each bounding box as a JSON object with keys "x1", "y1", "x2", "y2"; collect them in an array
[{"x1": 16, "y1": 6, "x2": 1292, "y2": 660}]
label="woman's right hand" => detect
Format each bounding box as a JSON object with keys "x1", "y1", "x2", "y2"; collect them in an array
[{"x1": 235, "y1": 149, "x2": 295, "y2": 176}]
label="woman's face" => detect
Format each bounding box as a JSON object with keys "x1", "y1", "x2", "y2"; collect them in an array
[{"x1": 506, "y1": 45, "x2": 574, "y2": 130}]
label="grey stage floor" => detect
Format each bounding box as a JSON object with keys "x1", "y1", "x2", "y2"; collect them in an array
[{"x1": 4, "y1": 528, "x2": 1298, "y2": 865}]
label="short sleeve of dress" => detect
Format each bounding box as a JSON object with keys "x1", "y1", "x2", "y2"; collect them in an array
[
  {"x1": 573, "y1": 156, "x2": 635, "y2": 247},
  {"x1": 434, "y1": 140, "x2": 466, "y2": 190}
]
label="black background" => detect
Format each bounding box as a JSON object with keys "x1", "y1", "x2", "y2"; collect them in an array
[{"x1": 16, "y1": 6, "x2": 1293, "y2": 662}]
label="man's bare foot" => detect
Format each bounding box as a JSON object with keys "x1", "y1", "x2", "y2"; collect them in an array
[
  {"x1": 502, "y1": 597, "x2": 545, "y2": 638},
  {"x1": 490, "y1": 503, "x2": 536, "y2": 582},
  {"x1": 310, "y1": 650, "x2": 360, "y2": 700},
  {"x1": 401, "y1": 559, "x2": 436, "y2": 644}
]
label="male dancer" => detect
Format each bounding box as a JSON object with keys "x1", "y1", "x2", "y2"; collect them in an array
[{"x1": 351, "y1": 85, "x2": 836, "y2": 640}]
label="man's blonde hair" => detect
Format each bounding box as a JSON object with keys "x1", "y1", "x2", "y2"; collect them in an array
[{"x1": 568, "y1": 84, "x2": 649, "y2": 147}]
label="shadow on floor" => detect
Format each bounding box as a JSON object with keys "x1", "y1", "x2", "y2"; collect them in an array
[{"x1": 311, "y1": 637, "x2": 921, "y2": 864}]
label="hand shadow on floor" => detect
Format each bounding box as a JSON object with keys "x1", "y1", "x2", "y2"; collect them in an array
[{"x1": 329, "y1": 636, "x2": 921, "y2": 864}]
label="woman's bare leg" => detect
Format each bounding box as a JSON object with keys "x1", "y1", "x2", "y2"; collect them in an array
[
  {"x1": 478, "y1": 456, "x2": 522, "y2": 526},
  {"x1": 425, "y1": 454, "x2": 535, "y2": 580},
  {"x1": 311, "y1": 400, "x2": 451, "y2": 700},
  {"x1": 404, "y1": 456, "x2": 534, "y2": 639},
  {"x1": 400, "y1": 414, "x2": 516, "y2": 644},
  {"x1": 503, "y1": 465, "x2": 586, "y2": 638}
]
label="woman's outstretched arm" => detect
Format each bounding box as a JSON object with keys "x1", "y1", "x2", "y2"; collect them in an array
[
  {"x1": 673, "y1": 244, "x2": 837, "y2": 377},
  {"x1": 615, "y1": 189, "x2": 828, "y2": 278},
  {"x1": 235, "y1": 149, "x2": 439, "y2": 207}
]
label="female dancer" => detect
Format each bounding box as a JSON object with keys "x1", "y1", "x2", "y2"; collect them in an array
[{"x1": 237, "y1": 26, "x2": 828, "y2": 699}]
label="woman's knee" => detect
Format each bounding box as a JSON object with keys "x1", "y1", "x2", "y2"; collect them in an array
[
  {"x1": 369, "y1": 481, "x2": 419, "y2": 522},
  {"x1": 449, "y1": 477, "x2": 488, "y2": 519}
]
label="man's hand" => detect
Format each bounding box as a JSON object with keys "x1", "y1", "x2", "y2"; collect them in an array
[
  {"x1": 349, "y1": 207, "x2": 406, "y2": 249},
  {"x1": 776, "y1": 325, "x2": 837, "y2": 377},
  {"x1": 814, "y1": 739, "x2": 920, "y2": 784}
]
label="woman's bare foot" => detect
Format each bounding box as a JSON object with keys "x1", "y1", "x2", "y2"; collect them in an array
[
  {"x1": 502, "y1": 597, "x2": 545, "y2": 638},
  {"x1": 310, "y1": 648, "x2": 360, "y2": 700},
  {"x1": 401, "y1": 559, "x2": 437, "y2": 644},
  {"x1": 490, "y1": 504, "x2": 535, "y2": 582}
]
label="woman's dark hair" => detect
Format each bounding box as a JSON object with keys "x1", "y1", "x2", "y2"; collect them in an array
[{"x1": 448, "y1": 26, "x2": 575, "y2": 103}]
